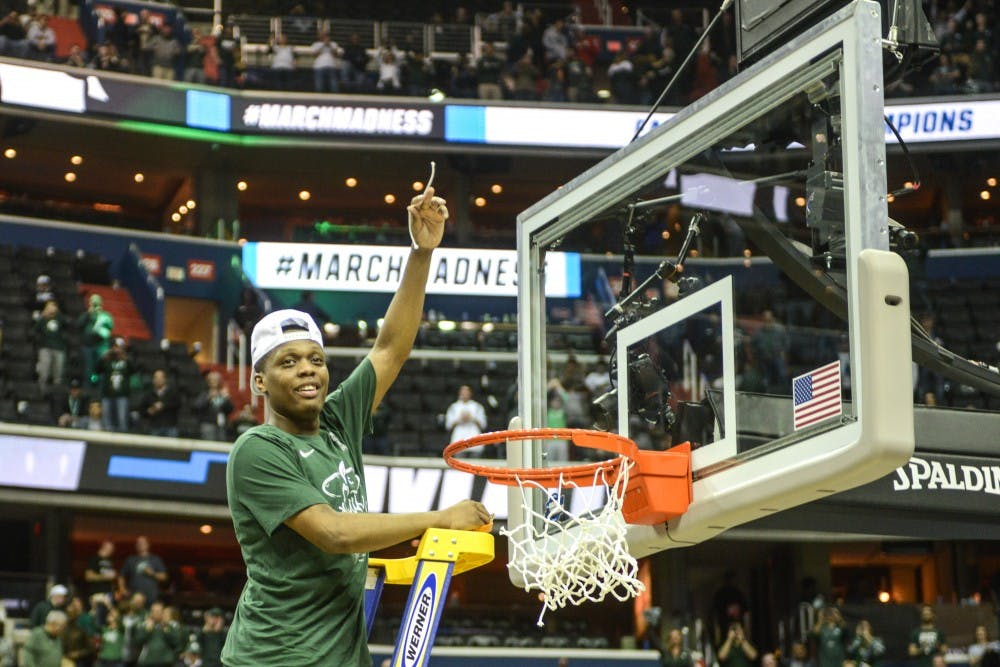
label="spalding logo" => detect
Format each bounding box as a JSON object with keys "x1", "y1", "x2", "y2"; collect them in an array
[{"x1": 401, "y1": 573, "x2": 437, "y2": 667}]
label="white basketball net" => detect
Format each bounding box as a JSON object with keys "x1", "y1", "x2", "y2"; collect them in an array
[{"x1": 501, "y1": 456, "x2": 645, "y2": 626}]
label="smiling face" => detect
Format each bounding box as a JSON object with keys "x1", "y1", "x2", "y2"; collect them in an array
[{"x1": 255, "y1": 339, "x2": 329, "y2": 434}]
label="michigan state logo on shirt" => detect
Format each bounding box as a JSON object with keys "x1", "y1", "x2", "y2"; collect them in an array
[{"x1": 322, "y1": 460, "x2": 366, "y2": 514}]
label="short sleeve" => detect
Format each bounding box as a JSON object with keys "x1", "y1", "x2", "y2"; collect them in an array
[
  {"x1": 229, "y1": 433, "x2": 328, "y2": 535},
  {"x1": 322, "y1": 358, "x2": 376, "y2": 444}
]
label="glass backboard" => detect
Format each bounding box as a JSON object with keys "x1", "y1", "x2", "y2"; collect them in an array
[{"x1": 512, "y1": 0, "x2": 915, "y2": 566}]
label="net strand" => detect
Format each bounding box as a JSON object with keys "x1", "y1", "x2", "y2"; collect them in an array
[{"x1": 500, "y1": 456, "x2": 645, "y2": 626}]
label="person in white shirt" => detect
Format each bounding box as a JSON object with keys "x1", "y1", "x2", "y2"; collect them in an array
[
  {"x1": 445, "y1": 385, "x2": 487, "y2": 453},
  {"x1": 269, "y1": 33, "x2": 295, "y2": 89},
  {"x1": 311, "y1": 30, "x2": 342, "y2": 93}
]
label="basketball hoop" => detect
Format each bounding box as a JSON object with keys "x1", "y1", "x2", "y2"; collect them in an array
[{"x1": 443, "y1": 428, "x2": 692, "y2": 625}]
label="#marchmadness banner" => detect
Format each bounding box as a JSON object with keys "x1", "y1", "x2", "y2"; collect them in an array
[{"x1": 242, "y1": 242, "x2": 582, "y2": 298}]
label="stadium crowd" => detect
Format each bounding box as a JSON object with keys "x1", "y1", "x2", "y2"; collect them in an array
[{"x1": 0, "y1": 1, "x2": 996, "y2": 104}]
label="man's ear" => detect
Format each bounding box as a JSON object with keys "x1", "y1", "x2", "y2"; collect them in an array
[{"x1": 253, "y1": 371, "x2": 267, "y2": 395}]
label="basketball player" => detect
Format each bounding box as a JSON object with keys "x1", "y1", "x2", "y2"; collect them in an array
[{"x1": 222, "y1": 184, "x2": 491, "y2": 667}]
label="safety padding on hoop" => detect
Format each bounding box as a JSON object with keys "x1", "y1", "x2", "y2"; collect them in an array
[{"x1": 621, "y1": 442, "x2": 692, "y2": 525}]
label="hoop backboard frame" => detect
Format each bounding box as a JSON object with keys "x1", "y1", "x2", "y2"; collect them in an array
[{"x1": 512, "y1": 0, "x2": 914, "y2": 568}]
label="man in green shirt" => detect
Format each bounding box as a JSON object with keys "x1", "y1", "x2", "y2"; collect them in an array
[
  {"x1": 22, "y1": 610, "x2": 66, "y2": 667},
  {"x1": 222, "y1": 183, "x2": 491, "y2": 667},
  {"x1": 718, "y1": 622, "x2": 759, "y2": 667},
  {"x1": 909, "y1": 604, "x2": 947, "y2": 667},
  {"x1": 812, "y1": 606, "x2": 848, "y2": 667}
]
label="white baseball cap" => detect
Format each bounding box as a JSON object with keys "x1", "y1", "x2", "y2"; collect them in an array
[
  {"x1": 49, "y1": 584, "x2": 69, "y2": 598},
  {"x1": 250, "y1": 309, "x2": 324, "y2": 370}
]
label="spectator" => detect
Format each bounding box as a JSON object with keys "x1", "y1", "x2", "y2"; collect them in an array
[
  {"x1": 184, "y1": 28, "x2": 207, "y2": 83},
  {"x1": 133, "y1": 602, "x2": 183, "y2": 667},
  {"x1": 542, "y1": 18, "x2": 568, "y2": 63},
  {"x1": 192, "y1": 371, "x2": 233, "y2": 441},
  {"x1": 229, "y1": 403, "x2": 259, "y2": 439},
  {"x1": 311, "y1": 30, "x2": 342, "y2": 93},
  {"x1": 909, "y1": 605, "x2": 947, "y2": 667},
  {"x1": 0, "y1": 620, "x2": 15, "y2": 667},
  {"x1": 0, "y1": 11, "x2": 29, "y2": 59},
  {"x1": 929, "y1": 53, "x2": 962, "y2": 94},
  {"x1": 30, "y1": 274, "x2": 55, "y2": 315},
  {"x1": 292, "y1": 291, "x2": 331, "y2": 328},
  {"x1": 268, "y1": 34, "x2": 295, "y2": 90},
  {"x1": 63, "y1": 595, "x2": 97, "y2": 667},
  {"x1": 54, "y1": 378, "x2": 89, "y2": 428},
  {"x1": 96, "y1": 340, "x2": 134, "y2": 432},
  {"x1": 139, "y1": 369, "x2": 181, "y2": 438},
  {"x1": 148, "y1": 23, "x2": 181, "y2": 80},
  {"x1": 785, "y1": 641, "x2": 814, "y2": 667},
  {"x1": 30, "y1": 584, "x2": 69, "y2": 628},
  {"x1": 511, "y1": 50, "x2": 539, "y2": 100},
  {"x1": 27, "y1": 13, "x2": 56, "y2": 61},
  {"x1": 22, "y1": 609, "x2": 67, "y2": 667},
  {"x1": 376, "y1": 49, "x2": 401, "y2": 92},
  {"x1": 85, "y1": 540, "x2": 118, "y2": 601},
  {"x1": 78, "y1": 294, "x2": 114, "y2": 387},
  {"x1": 812, "y1": 606, "x2": 848, "y2": 667},
  {"x1": 34, "y1": 300, "x2": 69, "y2": 388},
  {"x1": 119, "y1": 536, "x2": 168, "y2": 606},
  {"x1": 97, "y1": 608, "x2": 126, "y2": 667},
  {"x1": 751, "y1": 309, "x2": 789, "y2": 393},
  {"x1": 213, "y1": 25, "x2": 239, "y2": 87},
  {"x1": 661, "y1": 628, "x2": 693, "y2": 667},
  {"x1": 85, "y1": 400, "x2": 104, "y2": 431},
  {"x1": 965, "y1": 39, "x2": 995, "y2": 92},
  {"x1": 445, "y1": 384, "x2": 487, "y2": 446},
  {"x1": 476, "y1": 43, "x2": 504, "y2": 100},
  {"x1": 846, "y1": 619, "x2": 886, "y2": 667},
  {"x1": 718, "y1": 622, "x2": 758, "y2": 667},
  {"x1": 608, "y1": 51, "x2": 637, "y2": 105},
  {"x1": 120, "y1": 592, "x2": 147, "y2": 667},
  {"x1": 341, "y1": 32, "x2": 368, "y2": 89},
  {"x1": 234, "y1": 288, "x2": 264, "y2": 337},
  {"x1": 403, "y1": 50, "x2": 433, "y2": 97},
  {"x1": 195, "y1": 608, "x2": 227, "y2": 667},
  {"x1": 565, "y1": 52, "x2": 593, "y2": 102},
  {"x1": 968, "y1": 625, "x2": 998, "y2": 667},
  {"x1": 130, "y1": 9, "x2": 156, "y2": 75},
  {"x1": 91, "y1": 42, "x2": 126, "y2": 72},
  {"x1": 66, "y1": 43, "x2": 87, "y2": 67},
  {"x1": 450, "y1": 52, "x2": 477, "y2": 98}
]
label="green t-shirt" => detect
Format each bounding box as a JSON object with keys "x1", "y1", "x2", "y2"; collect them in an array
[
  {"x1": 814, "y1": 624, "x2": 847, "y2": 667},
  {"x1": 720, "y1": 642, "x2": 754, "y2": 667},
  {"x1": 910, "y1": 627, "x2": 946, "y2": 667},
  {"x1": 98, "y1": 626, "x2": 125, "y2": 661},
  {"x1": 222, "y1": 360, "x2": 375, "y2": 667}
]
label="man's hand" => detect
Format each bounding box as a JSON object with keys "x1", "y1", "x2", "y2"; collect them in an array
[
  {"x1": 437, "y1": 499, "x2": 491, "y2": 530},
  {"x1": 408, "y1": 185, "x2": 448, "y2": 251}
]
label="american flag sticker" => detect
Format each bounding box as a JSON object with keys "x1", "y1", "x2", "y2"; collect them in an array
[{"x1": 792, "y1": 360, "x2": 842, "y2": 430}]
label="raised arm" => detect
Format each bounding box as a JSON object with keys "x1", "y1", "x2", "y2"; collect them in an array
[
  {"x1": 367, "y1": 183, "x2": 448, "y2": 410},
  {"x1": 285, "y1": 499, "x2": 489, "y2": 554}
]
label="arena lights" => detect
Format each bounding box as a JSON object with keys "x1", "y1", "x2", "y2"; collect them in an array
[
  {"x1": 64, "y1": 172, "x2": 76, "y2": 183},
  {"x1": 384, "y1": 193, "x2": 396, "y2": 204},
  {"x1": 3, "y1": 148, "x2": 16, "y2": 159},
  {"x1": 345, "y1": 177, "x2": 358, "y2": 188},
  {"x1": 795, "y1": 196, "x2": 806, "y2": 207},
  {"x1": 490, "y1": 184, "x2": 503, "y2": 194},
  {"x1": 437, "y1": 320, "x2": 457, "y2": 331},
  {"x1": 887, "y1": 194, "x2": 895, "y2": 203},
  {"x1": 988, "y1": 177, "x2": 997, "y2": 187},
  {"x1": 186, "y1": 199, "x2": 196, "y2": 209},
  {"x1": 179, "y1": 205, "x2": 188, "y2": 214},
  {"x1": 133, "y1": 173, "x2": 144, "y2": 183},
  {"x1": 298, "y1": 190, "x2": 311, "y2": 201},
  {"x1": 236, "y1": 180, "x2": 248, "y2": 191},
  {"x1": 982, "y1": 191, "x2": 992, "y2": 201},
  {"x1": 661, "y1": 230, "x2": 670, "y2": 240},
  {"x1": 171, "y1": 212, "x2": 181, "y2": 222},
  {"x1": 199, "y1": 524, "x2": 213, "y2": 535},
  {"x1": 474, "y1": 197, "x2": 486, "y2": 207},
  {"x1": 878, "y1": 591, "x2": 891, "y2": 603},
  {"x1": 70, "y1": 155, "x2": 83, "y2": 165},
  {"x1": 412, "y1": 181, "x2": 423, "y2": 191}
]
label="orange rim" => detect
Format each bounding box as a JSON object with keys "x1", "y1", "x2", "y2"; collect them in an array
[{"x1": 442, "y1": 428, "x2": 639, "y2": 487}]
